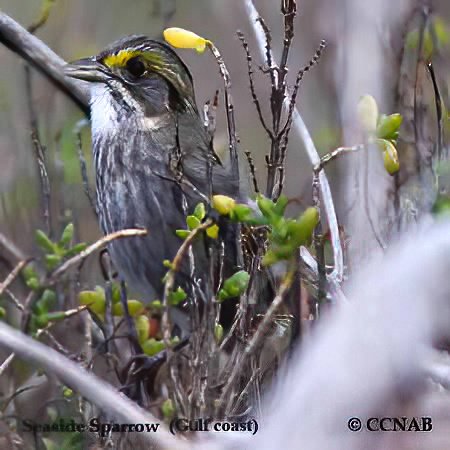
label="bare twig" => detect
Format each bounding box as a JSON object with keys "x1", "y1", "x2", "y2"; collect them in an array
[
  {"x1": 48, "y1": 228, "x2": 147, "y2": 283},
  {"x1": 244, "y1": 150, "x2": 260, "y2": 193},
  {"x1": 162, "y1": 220, "x2": 213, "y2": 413},
  {"x1": 206, "y1": 42, "x2": 240, "y2": 180},
  {"x1": 162, "y1": 220, "x2": 213, "y2": 346},
  {"x1": 237, "y1": 31, "x2": 273, "y2": 139},
  {"x1": 314, "y1": 145, "x2": 365, "y2": 173},
  {"x1": 312, "y1": 174, "x2": 326, "y2": 314},
  {"x1": 26, "y1": 79, "x2": 52, "y2": 236},
  {"x1": 427, "y1": 62, "x2": 443, "y2": 162},
  {"x1": 0, "y1": 259, "x2": 30, "y2": 297},
  {"x1": 280, "y1": 40, "x2": 327, "y2": 144},
  {"x1": 0, "y1": 353, "x2": 15, "y2": 377},
  {"x1": 243, "y1": 0, "x2": 344, "y2": 285},
  {"x1": 0, "y1": 232, "x2": 27, "y2": 262},
  {"x1": 218, "y1": 267, "x2": 295, "y2": 411},
  {"x1": 27, "y1": 0, "x2": 56, "y2": 34},
  {"x1": 3, "y1": 288, "x2": 25, "y2": 311},
  {"x1": 76, "y1": 130, "x2": 97, "y2": 216}
]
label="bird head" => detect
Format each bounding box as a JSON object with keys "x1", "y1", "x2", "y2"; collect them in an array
[{"x1": 65, "y1": 35, "x2": 197, "y2": 117}]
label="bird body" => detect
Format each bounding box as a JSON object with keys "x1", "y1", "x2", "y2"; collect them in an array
[{"x1": 66, "y1": 35, "x2": 238, "y2": 305}]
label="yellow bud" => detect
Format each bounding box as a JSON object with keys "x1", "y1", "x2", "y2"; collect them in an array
[
  {"x1": 206, "y1": 224, "x2": 219, "y2": 239},
  {"x1": 377, "y1": 139, "x2": 400, "y2": 175},
  {"x1": 163, "y1": 27, "x2": 210, "y2": 53},
  {"x1": 212, "y1": 195, "x2": 236, "y2": 215},
  {"x1": 357, "y1": 94, "x2": 379, "y2": 133}
]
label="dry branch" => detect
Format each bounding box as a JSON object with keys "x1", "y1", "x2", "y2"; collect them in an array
[
  {"x1": 242, "y1": 0, "x2": 344, "y2": 286},
  {"x1": 48, "y1": 228, "x2": 147, "y2": 283}
]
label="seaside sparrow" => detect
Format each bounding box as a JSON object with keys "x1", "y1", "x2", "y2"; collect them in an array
[{"x1": 65, "y1": 35, "x2": 239, "y2": 329}]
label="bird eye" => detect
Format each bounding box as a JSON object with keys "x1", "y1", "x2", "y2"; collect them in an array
[{"x1": 126, "y1": 57, "x2": 146, "y2": 78}]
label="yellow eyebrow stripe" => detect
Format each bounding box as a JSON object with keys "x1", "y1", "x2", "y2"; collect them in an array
[{"x1": 103, "y1": 49, "x2": 142, "y2": 68}]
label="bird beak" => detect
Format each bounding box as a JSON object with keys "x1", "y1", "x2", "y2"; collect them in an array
[{"x1": 64, "y1": 58, "x2": 110, "y2": 82}]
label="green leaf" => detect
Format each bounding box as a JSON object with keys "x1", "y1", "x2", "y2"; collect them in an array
[
  {"x1": 273, "y1": 195, "x2": 289, "y2": 216},
  {"x1": 292, "y1": 207, "x2": 320, "y2": 246},
  {"x1": 176, "y1": 229, "x2": 190, "y2": 239},
  {"x1": 161, "y1": 398, "x2": 175, "y2": 420},
  {"x1": 0, "y1": 306, "x2": 6, "y2": 320},
  {"x1": 270, "y1": 218, "x2": 289, "y2": 243},
  {"x1": 111, "y1": 282, "x2": 121, "y2": 303},
  {"x1": 112, "y1": 299, "x2": 144, "y2": 317},
  {"x1": 193, "y1": 202, "x2": 206, "y2": 220},
  {"x1": 59, "y1": 223, "x2": 74, "y2": 248},
  {"x1": 45, "y1": 254, "x2": 61, "y2": 271},
  {"x1": 377, "y1": 139, "x2": 400, "y2": 175},
  {"x1": 214, "y1": 323, "x2": 224, "y2": 343},
  {"x1": 142, "y1": 338, "x2": 165, "y2": 356},
  {"x1": 433, "y1": 195, "x2": 450, "y2": 217},
  {"x1": 62, "y1": 386, "x2": 74, "y2": 398},
  {"x1": 257, "y1": 195, "x2": 276, "y2": 218},
  {"x1": 150, "y1": 300, "x2": 162, "y2": 311},
  {"x1": 35, "y1": 313, "x2": 49, "y2": 329},
  {"x1": 357, "y1": 94, "x2": 379, "y2": 133},
  {"x1": 376, "y1": 113, "x2": 403, "y2": 140},
  {"x1": 262, "y1": 245, "x2": 295, "y2": 266},
  {"x1": 434, "y1": 17, "x2": 450, "y2": 46},
  {"x1": 206, "y1": 224, "x2": 219, "y2": 239},
  {"x1": 26, "y1": 277, "x2": 40, "y2": 291},
  {"x1": 22, "y1": 265, "x2": 38, "y2": 282},
  {"x1": 35, "y1": 289, "x2": 57, "y2": 314},
  {"x1": 79, "y1": 290, "x2": 106, "y2": 315},
  {"x1": 186, "y1": 215, "x2": 201, "y2": 230},
  {"x1": 35, "y1": 230, "x2": 55, "y2": 253},
  {"x1": 168, "y1": 287, "x2": 187, "y2": 305},
  {"x1": 229, "y1": 204, "x2": 254, "y2": 222},
  {"x1": 135, "y1": 315, "x2": 150, "y2": 344},
  {"x1": 64, "y1": 242, "x2": 87, "y2": 257},
  {"x1": 219, "y1": 270, "x2": 250, "y2": 301},
  {"x1": 45, "y1": 311, "x2": 68, "y2": 322}
]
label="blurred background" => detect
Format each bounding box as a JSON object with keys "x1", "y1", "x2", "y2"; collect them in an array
[{"x1": 0, "y1": 0, "x2": 449, "y2": 283}]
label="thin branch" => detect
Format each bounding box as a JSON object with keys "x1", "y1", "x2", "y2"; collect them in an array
[
  {"x1": 0, "y1": 353, "x2": 15, "y2": 377},
  {"x1": 280, "y1": 0, "x2": 297, "y2": 72},
  {"x1": 76, "y1": 130, "x2": 97, "y2": 216},
  {"x1": 314, "y1": 145, "x2": 365, "y2": 173},
  {"x1": 255, "y1": 16, "x2": 276, "y2": 86},
  {"x1": 206, "y1": 42, "x2": 240, "y2": 181},
  {"x1": 427, "y1": 62, "x2": 443, "y2": 162},
  {"x1": 0, "y1": 259, "x2": 30, "y2": 297},
  {"x1": 4, "y1": 288, "x2": 25, "y2": 311},
  {"x1": 312, "y1": 174, "x2": 326, "y2": 314},
  {"x1": 27, "y1": 87, "x2": 52, "y2": 236},
  {"x1": 0, "y1": 232, "x2": 27, "y2": 262},
  {"x1": 27, "y1": 0, "x2": 56, "y2": 34},
  {"x1": 218, "y1": 267, "x2": 295, "y2": 411},
  {"x1": 162, "y1": 219, "x2": 213, "y2": 346},
  {"x1": 48, "y1": 228, "x2": 147, "y2": 283},
  {"x1": 280, "y1": 40, "x2": 327, "y2": 141},
  {"x1": 242, "y1": 0, "x2": 344, "y2": 285},
  {"x1": 237, "y1": 31, "x2": 273, "y2": 139},
  {"x1": 244, "y1": 150, "x2": 260, "y2": 193}
]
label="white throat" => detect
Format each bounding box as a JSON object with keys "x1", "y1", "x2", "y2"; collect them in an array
[{"x1": 90, "y1": 84, "x2": 119, "y2": 138}]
